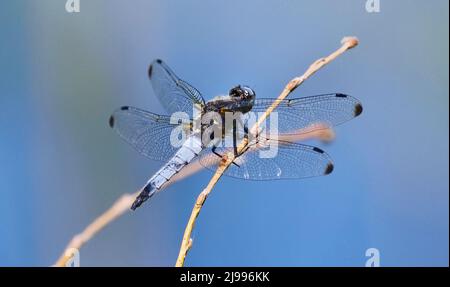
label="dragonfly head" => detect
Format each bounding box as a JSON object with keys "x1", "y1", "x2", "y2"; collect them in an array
[
  {"x1": 229, "y1": 85, "x2": 256, "y2": 101},
  {"x1": 228, "y1": 85, "x2": 256, "y2": 113}
]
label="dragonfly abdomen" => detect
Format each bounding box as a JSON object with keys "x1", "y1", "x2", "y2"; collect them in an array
[{"x1": 131, "y1": 135, "x2": 203, "y2": 210}]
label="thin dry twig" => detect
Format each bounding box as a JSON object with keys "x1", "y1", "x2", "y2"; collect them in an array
[
  {"x1": 54, "y1": 193, "x2": 138, "y2": 266},
  {"x1": 53, "y1": 126, "x2": 334, "y2": 267},
  {"x1": 175, "y1": 36, "x2": 359, "y2": 267}
]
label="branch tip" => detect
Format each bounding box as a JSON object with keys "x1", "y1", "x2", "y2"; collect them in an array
[{"x1": 341, "y1": 36, "x2": 359, "y2": 49}]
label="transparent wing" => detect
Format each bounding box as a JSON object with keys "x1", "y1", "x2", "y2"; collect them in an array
[
  {"x1": 109, "y1": 106, "x2": 191, "y2": 162},
  {"x1": 149, "y1": 59, "x2": 205, "y2": 116},
  {"x1": 251, "y1": 93, "x2": 363, "y2": 135},
  {"x1": 198, "y1": 138, "x2": 334, "y2": 180}
]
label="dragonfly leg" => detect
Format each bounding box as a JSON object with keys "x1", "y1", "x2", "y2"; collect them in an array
[
  {"x1": 232, "y1": 119, "x2": 239, "y2": 157},
  {"x1": 212, "y1": 146, "x2": 240, "y2": 167},
  {"x1": 232, "y1": 122, "x2": 250, "y2": 158},
  {"x1": 212, "y1": 146, "x2": 222, "y2": 158},
  {"x1": 233, "y1": 118, "x2": 250, "y2": 157},
  {"x1": 243, "y1": 125, "x2": 249, "y2": 136}
]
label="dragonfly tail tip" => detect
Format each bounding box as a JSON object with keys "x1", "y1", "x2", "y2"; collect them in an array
[{"x1": 131, "y1": 186, "x2": 154, "y2": 210}]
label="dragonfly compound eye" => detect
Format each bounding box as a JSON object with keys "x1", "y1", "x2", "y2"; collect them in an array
[
  {"x1": 241, "y1": 86, "x2": 256, "y2": 98},
  {"x1": 229, "y1": 85, "x2": 256, "y2": 99}
]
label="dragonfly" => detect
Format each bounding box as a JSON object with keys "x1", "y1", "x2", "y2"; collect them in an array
[{"x1": 109, "y1": 59, "x2": 363, "y2": 210}]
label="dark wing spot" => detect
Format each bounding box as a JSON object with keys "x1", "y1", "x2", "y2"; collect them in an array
[
  {"x1": 313, "y1": 147, "x2": 325, "y2": 154},
  {"x1": 335, "y1": 93, "x2": 348, "y2": 98},
  {"x1": 108, "y1": 115, "x2": 114, "y2": 128},
  {"x1": 120, "y1": 106, "x2": 129, "y2": 111},
  {"x1": 148, "y1": 64, "x2": 153, "y2": 78},
  {"x1": 354, "y1": 103, "x2": 363, "y2": 117},
  {"x1": 156, "y1": 59, "x2": 163, "y2": 64},
  {"x1": 324, "y1": 163, "x2": 334, "y2": 175}
]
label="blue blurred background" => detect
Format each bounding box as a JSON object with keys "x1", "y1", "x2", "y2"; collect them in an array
[{"x1": 0, "y1": 0, "x2": 448, "y2": 266}]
